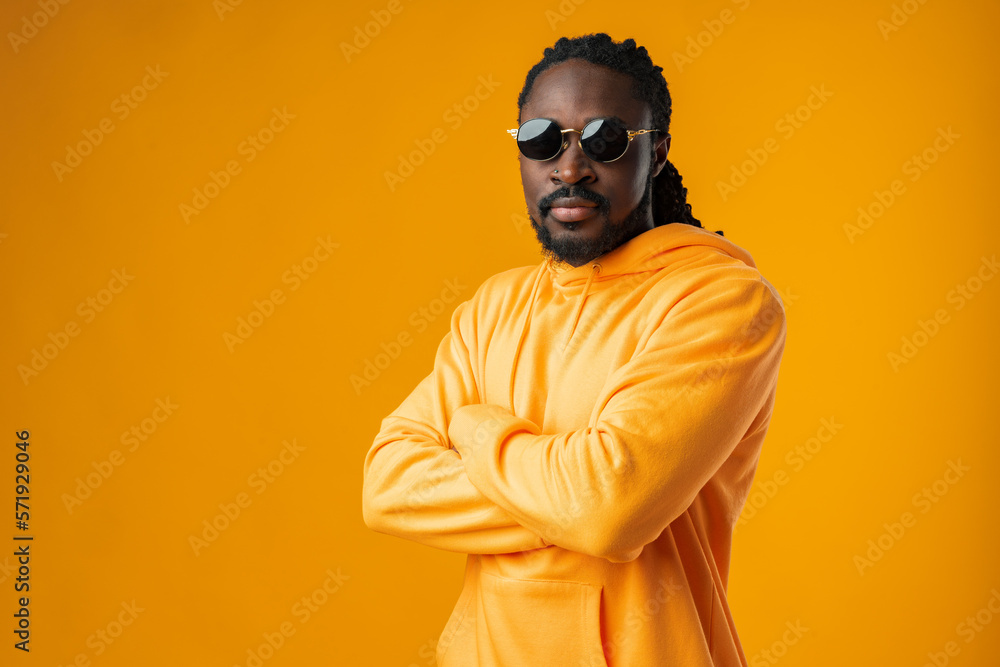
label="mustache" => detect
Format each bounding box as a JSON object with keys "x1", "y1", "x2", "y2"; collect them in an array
[{"x1": 538, "y1": 187, "x2": 610, "y2": 216}]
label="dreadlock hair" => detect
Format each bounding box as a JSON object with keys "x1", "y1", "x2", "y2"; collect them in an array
[{"x1": 517, "y1": 33, "x2": 717, "y2": 233}]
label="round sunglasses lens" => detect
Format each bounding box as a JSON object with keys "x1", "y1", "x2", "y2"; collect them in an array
[
  {"x1": 581, "y1": 119, "x2": 629, "y2": 161},
  {"x1": 517, "y1": 119, "x2": 562, "y2": 160}
]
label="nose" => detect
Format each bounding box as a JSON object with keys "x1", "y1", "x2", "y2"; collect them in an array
[{"x1": 551, "y1": 132, "x2": 595, "y2": 185}]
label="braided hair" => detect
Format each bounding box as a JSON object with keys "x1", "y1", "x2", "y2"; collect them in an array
[{"x1": 517, "y1": 33, "x2": 714, "y2": 233}]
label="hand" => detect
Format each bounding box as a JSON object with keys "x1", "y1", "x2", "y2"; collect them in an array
[{"x1": 448, "y1": 404, "x2": 513, "y2": 461}]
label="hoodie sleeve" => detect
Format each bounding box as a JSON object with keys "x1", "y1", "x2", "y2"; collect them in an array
[
  {"x1": 448, "y1": 274, "x2": 787, "y2": 563},
  {"x1": 362, "y1": 296, "x2": 550, "y2": 555}
]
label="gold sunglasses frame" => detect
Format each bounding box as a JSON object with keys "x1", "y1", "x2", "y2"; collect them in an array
[{"x1": 506, "y1": 119, "x2": 661, "y2": 163}]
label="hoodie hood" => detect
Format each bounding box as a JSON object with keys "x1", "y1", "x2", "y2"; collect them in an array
[{"x1": 507, "y1": 223, "x2": 758, "y2": 411}]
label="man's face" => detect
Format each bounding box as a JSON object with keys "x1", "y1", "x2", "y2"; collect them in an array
[{"x1": 518, "y1": 58, "x2": 670, "y2": 267}]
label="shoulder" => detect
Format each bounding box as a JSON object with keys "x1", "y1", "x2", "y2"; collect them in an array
[
  {"x1": 446, "y1": 263, "x2": 542, "y2": 336},
  {"x1": 644, "y1": 247, "x2": 786, "y2": 332},
  {"x1": 468, "y1": 263, "x2": 542, "y2": 306}
]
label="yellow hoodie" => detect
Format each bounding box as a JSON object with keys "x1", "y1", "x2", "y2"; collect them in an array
[{"x1": 363, "y1": 222, "x2": 787, "y2": 667}]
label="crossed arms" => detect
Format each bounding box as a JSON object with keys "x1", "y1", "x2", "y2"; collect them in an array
[{"x1": 362, "y1": 272, "x2": 786, "y2": 563}]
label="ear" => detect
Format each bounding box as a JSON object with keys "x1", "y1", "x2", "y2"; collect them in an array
[{"x1": 651, "y1": 133, "x2": 670, "y2": 178}]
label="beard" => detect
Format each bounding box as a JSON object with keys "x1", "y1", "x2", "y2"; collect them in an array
[{"x1": 529, "y1": 169, "x2": 655, "y2": 268}]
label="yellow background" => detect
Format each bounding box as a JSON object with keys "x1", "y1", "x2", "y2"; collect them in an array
[{"x1": 2, "y1": 0, "x2": 998, "y2": 665}]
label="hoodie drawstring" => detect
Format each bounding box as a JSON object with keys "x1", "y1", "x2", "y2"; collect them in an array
[
  {"x1": 507, "y1": 262, "x2": 547, "y2": 413},
  {"x1": 507, "y1": 260, "x2": 601, "y2": 413},
  {"x1": 562, "y1": 262, "x2": 600, "y2": 353}
]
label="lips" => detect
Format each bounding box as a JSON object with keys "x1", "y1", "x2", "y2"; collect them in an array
[{"x1": 548, "y1": 197, "x2": 598, "y2": 224}]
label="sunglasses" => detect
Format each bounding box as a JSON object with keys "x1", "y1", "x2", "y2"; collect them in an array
[{"x1": 507, "y1": 117, "x2": 661, "y2": 163}]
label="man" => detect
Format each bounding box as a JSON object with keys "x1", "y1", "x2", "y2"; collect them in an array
[{"x1": 363, "y1": 33, "x2": 787, "y2": 667}]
